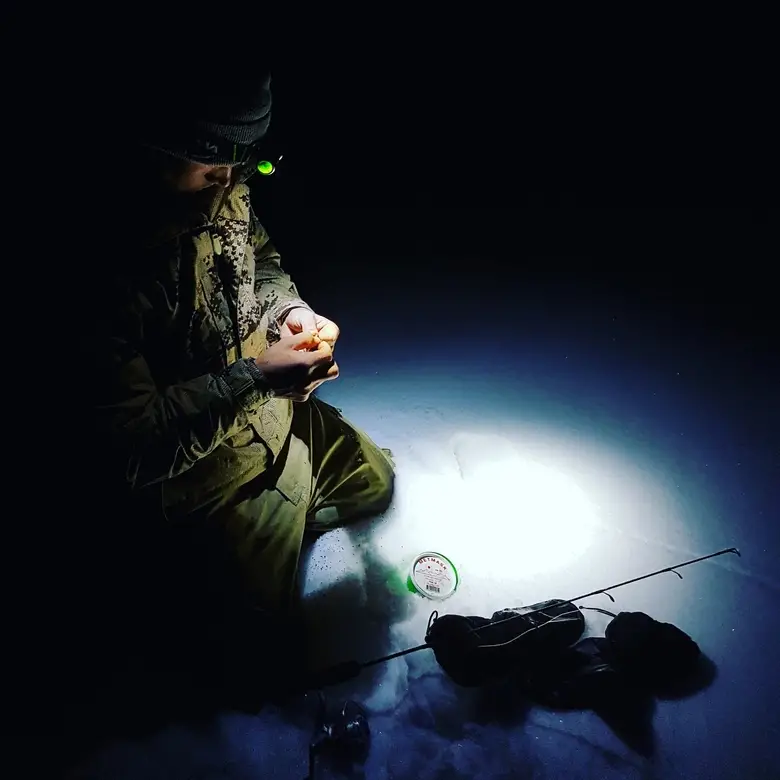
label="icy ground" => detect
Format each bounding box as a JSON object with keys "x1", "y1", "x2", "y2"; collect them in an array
[{"x1": 69, "y1": 346, "x2": 779, "y2": 779}]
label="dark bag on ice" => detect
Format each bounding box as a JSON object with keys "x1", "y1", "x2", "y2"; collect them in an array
[
  {"x1": 606, "y1": 611, "x2": 701, "y2": 686},
  {"x1": 425, "y1": 599, "x2": 585, "y2": 687},
  {"x1": 522, "y1": 610, "x2": 702, "y2": 709}
]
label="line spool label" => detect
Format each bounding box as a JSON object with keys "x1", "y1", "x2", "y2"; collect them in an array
[{"x1": 408, "y1": 551, "x2": 459, "y2": 600}]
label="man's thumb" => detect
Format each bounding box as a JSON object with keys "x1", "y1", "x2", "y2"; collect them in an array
[{"x1": 290, "y1": 330, "x2": 321, "y2": 349}]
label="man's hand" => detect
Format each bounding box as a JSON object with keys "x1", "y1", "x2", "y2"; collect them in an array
[
  {"x1": 253, "y1": 332, "x2": 339, "y2": 402},
  {"x1": 280, "y1": 308, "x2": 340, "y2": 349}
]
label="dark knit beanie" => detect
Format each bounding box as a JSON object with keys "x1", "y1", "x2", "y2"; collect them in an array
[{"x1": 129, "y1": 61, "x2": 273, "y2": 165}]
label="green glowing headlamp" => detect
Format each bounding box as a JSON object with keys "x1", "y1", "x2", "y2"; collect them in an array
[
  {"x1": 257, "y1": 159, "x2": 276, "y2": 175},
  {"x1": 218, "y1": 140, "x2": 285, "y2": 179},
  {"x1": 223, "y1": 142, "x2": 283, "y2": 182}
]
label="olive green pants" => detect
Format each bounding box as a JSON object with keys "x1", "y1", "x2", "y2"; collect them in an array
[{"x1": 189, "y1": 397, "x2": 395, "y2": 614}]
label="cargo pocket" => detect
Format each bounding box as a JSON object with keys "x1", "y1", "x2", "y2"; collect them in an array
[{"x1": 273, "y1": 433, "x2": 312, "y2": 508}]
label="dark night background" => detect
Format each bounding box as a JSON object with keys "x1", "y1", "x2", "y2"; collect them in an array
[
  {"x1": 259, "y1": 63, "x2": 776, "y2": 411},
  {"x1": 8, "y1": 24, "x2": 779, "y2": 779}
]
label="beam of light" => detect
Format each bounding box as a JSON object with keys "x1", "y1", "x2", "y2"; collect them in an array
[
  {"x1": 455, "y1": 456, "x2": 599, "y2": 578},
  {"x1": 372, "y1": 434, "x2": 600, "y2": 598}
]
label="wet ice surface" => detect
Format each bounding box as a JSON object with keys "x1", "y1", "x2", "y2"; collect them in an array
[{"x1": 69, "y1": 281, "x2": 779, "y2": 779}]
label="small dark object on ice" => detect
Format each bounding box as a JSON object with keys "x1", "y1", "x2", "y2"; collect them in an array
[
  {"x1": 521, "y1": 612, "x2": 702, "y2": 710},
  {"x1": 425, "y1": 599, "x2": 585, "y2": 687},
  {"x1": 306, "y1": 694, "x2": 370, "y2": 780},
  {"x1": 606, "y1": 611, "x2": 701, "y2": 688}
]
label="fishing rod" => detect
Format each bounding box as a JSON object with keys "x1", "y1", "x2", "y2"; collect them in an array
[{"x1": 304, "y1": 547, "x2": 740, "y2": 689}]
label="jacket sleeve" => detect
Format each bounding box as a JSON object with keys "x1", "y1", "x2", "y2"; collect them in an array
[
  {"x1": 249, "y1": 206, "x2": 313, "y2": 342},
  {"x1": 90, "y1": 289, "x2": 273, "y2": 490}
]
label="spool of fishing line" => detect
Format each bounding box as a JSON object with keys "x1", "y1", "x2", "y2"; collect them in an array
[{"x1": 406, "y1": 551, "x2": 459, "y2": 601}]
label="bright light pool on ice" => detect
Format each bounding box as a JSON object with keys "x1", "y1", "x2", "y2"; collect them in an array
[{"x1": 373, "y1": 432, "x2": 599, "y2": 589}]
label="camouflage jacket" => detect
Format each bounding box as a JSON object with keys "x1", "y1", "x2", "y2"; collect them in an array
[{"x1": 91, "y1": 182, "x2": 310, "y2": 512}]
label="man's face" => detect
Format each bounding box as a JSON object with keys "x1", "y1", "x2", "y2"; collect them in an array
[{"x1": 161, "y1": 159, "x2": 236, "y2": 193}]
